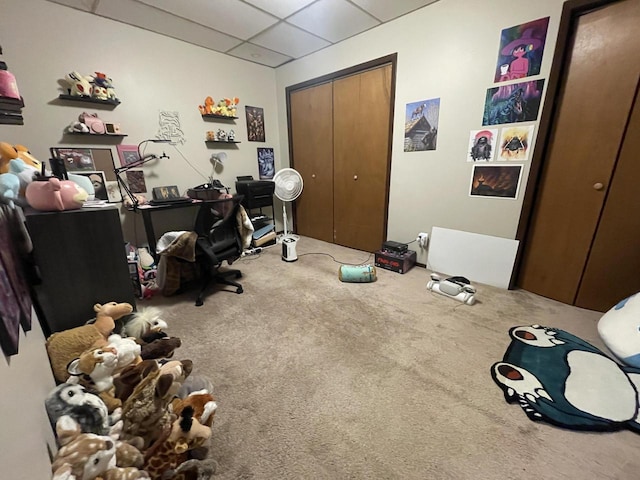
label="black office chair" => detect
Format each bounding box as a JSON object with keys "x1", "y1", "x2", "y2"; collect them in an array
[{"x1": 192, "y1": 195, "x2": 244, "y2": 306}]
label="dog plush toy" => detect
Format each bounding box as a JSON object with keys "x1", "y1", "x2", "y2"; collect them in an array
[
  {"x1": 46, "y1": 302, "x2": 134, "y2": 383},
  {"x1": 45, "y1": 383, "x2": 111, "y2": 435}
]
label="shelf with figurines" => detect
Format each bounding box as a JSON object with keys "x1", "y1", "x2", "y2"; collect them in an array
[
  {"x1": 198, "y1": 96, "x2": 239, "y2": 119},
  {"x1": 58, "y1": 71, "x2": 121, "y2": 106},
  {"x1": 64, "y1": 112, "x2": 127, "y2": 137},
  {"x1": 205, "y1": 128, "x2": 239, "y2": 145}
]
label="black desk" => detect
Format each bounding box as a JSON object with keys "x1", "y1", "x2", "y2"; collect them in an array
[{"x1": 132, "y1": 200, "x2": 202, "y2": 256}]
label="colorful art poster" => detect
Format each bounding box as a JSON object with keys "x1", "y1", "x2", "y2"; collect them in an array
[
  {"x1": 404, "y1": 98, "x2": 440, "y2": 152},
  {"x1": 246, "y1": 106, "x2": 265, "y2": 142},
  {"x1": 469, "y1": 164, "x2": 523, "y2": 199},
  {"x1": 482, "y1": 79, "x2": 545, "y2": 126},
  {"x1": 257, "y1": 147, "x2": 275, "y2": 179},
  {"x1": 494, "y1": 17, "x2": 549, "y2": 83},
  {"x1": 467, "y1": 129, "x2": 498, "y2": 162},
  {"x1": 497, "y1": 124, "x2": 536, "y2": 161}
]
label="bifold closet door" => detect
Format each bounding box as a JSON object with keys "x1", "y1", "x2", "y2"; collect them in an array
[
  {"x1": 333, "y1": 64, "x2": 392, "y2": 252},
  {"x1": 517, "y1": 0, "x2": 640, "y2": 311},
  {"x1": 289, "y1": 82, "x2": 334, "y2": 243}
]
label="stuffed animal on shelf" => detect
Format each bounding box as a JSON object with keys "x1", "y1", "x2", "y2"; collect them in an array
[
  {"x1": 198, "y1": 96, "x2": 215, "y2": 115},
  {"x1": 46, "y1": 302, "x2": 134, "y2": 383},
  {"x1": 51, "y1": 415, "x2": 150, "y2": 480},
  {"x1": 225, "y1": 97, "x2": 239, "y2": 116},
  {"x1": 64, "y1": 71, "x2": 92, "y2": 97}
]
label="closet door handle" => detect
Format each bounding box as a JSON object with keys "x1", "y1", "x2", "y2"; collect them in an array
[
  {"x1": 312, "y1": 174, "x2": 316, "y2": 179},
  {"x1": 593, "y1": 182, "x2": 604, "y2": 191},
  {"x1": 353, "y1": 175, "x2": 358, "y2": 180}
]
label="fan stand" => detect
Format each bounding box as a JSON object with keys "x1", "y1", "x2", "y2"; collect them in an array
[{"x1": 277, "y1": 203, "x2": 299, "y2": 243}]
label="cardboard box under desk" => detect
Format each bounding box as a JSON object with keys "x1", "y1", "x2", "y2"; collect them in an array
[{"x1": 374, "y1": 249, "x2": 416, "y2": 274}]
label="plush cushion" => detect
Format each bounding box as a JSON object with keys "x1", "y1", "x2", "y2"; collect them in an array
[{"x1": 597, "y1": 292, "x2": 640, "y2": 367}]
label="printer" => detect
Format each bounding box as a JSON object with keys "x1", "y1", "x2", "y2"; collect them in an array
[{"x1": 235, "y1": 176, "x2": 275, "y2": 209}]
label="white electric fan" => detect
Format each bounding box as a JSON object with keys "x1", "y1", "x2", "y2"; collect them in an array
[{"x1": 273, "y1": 168, "x2": 303, "y2": 261}]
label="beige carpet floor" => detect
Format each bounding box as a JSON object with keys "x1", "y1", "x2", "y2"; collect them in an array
[{"x1": 148, "y1": 236, "x2": 640, "y2": 479}]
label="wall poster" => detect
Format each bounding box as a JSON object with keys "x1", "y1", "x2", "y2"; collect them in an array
[
  {"x1": 404, "y1": 98, "x2": 440, "y2": 152},
  {"x1": 495, "y1": 17, "x2": 550, "y2": 83},
  {"x1": 469, "y1": 164, "x2": 523, "y2": 199},
  {"x1": 467, "y1": 129, "x2": 498, "y2": 162},
  {"x1": 482, "y1": 79, "x2": 545, "y2": 126}
]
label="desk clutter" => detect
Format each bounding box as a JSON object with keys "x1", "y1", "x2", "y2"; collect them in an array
[{"x1": 44, "y1": 303, "x2": 219, "y2": 479}]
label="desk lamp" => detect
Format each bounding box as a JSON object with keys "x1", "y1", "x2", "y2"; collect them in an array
[{"x1": 114, "y1": 139, "x2": 171, "y2": 209}]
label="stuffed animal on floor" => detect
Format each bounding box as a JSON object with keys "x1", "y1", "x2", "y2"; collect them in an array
[
  {"x1": 138, "y1": 333, "x2": 182, "y2": 361},
  {"x1": 51, "y1": 415, "x2": 150, "y2": 480},
  {"x1": 45, "y1": 383, "x2": 111, "y2": 435},
  {"x1": 122, "y1": 307, "x2": 168, "y2": 340},
  {"x1": 46, "y1": 302, "x2": 134, "y2": 383},
  {"x1": 67, "y1": 345, "x2": 122, "y2": 413},
  {"x1": 170, "y1": 389, "x2": 217, "y2": 462},
  {"x1": 597, "y1": 292, "x2": 640, "y2": 368},
  {"x1": 143, "y1": 406, "x2": 212, "y2": 480}
]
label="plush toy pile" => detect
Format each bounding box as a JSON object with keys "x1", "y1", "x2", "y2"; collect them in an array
[
  {"x1": 198, "y1": 96, "x2": 239, "y2": 117},
  {"x1": 45, "y1": 303, "x2": 218, "y2": 480},
  {"x1": 64, "y1": 71, "x2": 118, "y2": 103}
]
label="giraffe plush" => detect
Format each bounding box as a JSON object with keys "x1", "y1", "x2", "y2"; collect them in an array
[{"x1": 143, "y1": 406, "x2": 212, "y2": 480}]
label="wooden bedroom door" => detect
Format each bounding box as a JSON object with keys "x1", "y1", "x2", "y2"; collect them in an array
[
  {"x1": 517, "y1": 0, "x2": 640, "y2": 312},
  {"x1": 288, "y1": 59, "x2": 394, "y2": 252}
]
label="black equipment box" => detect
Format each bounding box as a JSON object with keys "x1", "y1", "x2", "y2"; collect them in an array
[
  {"x1": 375, "y1": 249, "x2": 416, "y2": 274},
  {"x1": 235, "y1": 178, "x2": 275, "y2": 209},
  {"x1": 382, "y1": 240, "x2": 408, "y2": 254}
]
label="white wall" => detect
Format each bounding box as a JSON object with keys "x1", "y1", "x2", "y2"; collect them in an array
[
  {"x1": 0, "y1": 311, "x2": 57, "y2": 480},
  {"x1": 275, "y1": 0, "x2": 566, "y2": 263},
  {"x1": 0, "y1": 0, "x2": 280, "y2": 245}
]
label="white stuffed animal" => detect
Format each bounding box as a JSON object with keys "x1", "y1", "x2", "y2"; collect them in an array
[{"x1": 64, "y1": 71, "x2": 92, "y2": 97}]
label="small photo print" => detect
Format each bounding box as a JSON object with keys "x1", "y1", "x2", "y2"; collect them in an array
[
  {"x1": 52, "y1": 148, "x2": 95, "y2": 171},
  {"x1": 116, "y1": 144, "x2": 141, "y2": 167},
  {"x1": 105, "y1": 181, "x2": 122, "y2": 203},
  {"x1": 470, "y1": 164, "x2": 522, "y2": 199},
  {"x1": 497, "y1": 124, "x2": 535, "y2": 161},
  {"x1": 76, "y1": 171, "x2": 108, "y2": 201},
  {"x1": 257, "y1": 147, "x2": 275, "y2": 179},
  {"x1": 125, "y1": 170, "x2": 147, "y2": 194},
  {"x1": 467, "y1": 129, "x2": 498, "y2": 162},
  {"x1": 246, "y1": 106, "x2": 265, "y2": 142}
]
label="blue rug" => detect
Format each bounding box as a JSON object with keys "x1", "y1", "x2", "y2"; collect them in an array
[{"x1": 491, "y1": 325, "x2": 640, "y2": 432}]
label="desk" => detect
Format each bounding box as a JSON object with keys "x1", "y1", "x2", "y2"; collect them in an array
[{"x1": 133, "y1": 200, "x2": 202, "y2": 256}]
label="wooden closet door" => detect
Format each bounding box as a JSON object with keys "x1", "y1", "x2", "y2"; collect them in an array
[
  {"x1": 517, "y1": 0, "x2": 640, "y2": 306},
  {"x1": 575, "y1": 80, "x2": 640, "y2": 311},
  {"x1": 290, "y1": 82, "x2": 334, "y2": 243},
  {"x1": 333, "y1": 64, "x2": 392, "y2": 252}
]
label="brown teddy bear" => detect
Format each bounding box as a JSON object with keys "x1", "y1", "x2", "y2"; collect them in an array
[{"x1": 46, "y1": 302, "x2": 134, "y2": 383}]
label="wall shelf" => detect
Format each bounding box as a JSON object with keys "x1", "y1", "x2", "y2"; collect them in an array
[
  {"x1": 202, "y1": 114, "x2": 238, "y2": 120},
  {"x1": 205, "y1": 140, "x2": 240, "y2": 145},
  {"x1": 64, "y1": 131, "x2": 128, "y2": 138},
  {"x1": 58, "y1": 94, "x2": 121, "y2": 106}
]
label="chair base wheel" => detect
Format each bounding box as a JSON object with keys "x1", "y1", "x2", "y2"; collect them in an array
[{"x1": 236, "y1": 287, "x2": 243, "y2": 294}]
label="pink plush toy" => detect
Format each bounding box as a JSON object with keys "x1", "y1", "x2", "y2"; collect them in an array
[{"x1": 25, "y1": 177, "x2": 87, "y2": 211}]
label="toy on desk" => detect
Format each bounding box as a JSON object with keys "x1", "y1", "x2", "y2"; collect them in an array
[
  {"x1": 427, "y1": 273, "x2": 477, "y2": 305},
  {"x1": 25, "y1": 176, "x2": 88, "y2": 211}
]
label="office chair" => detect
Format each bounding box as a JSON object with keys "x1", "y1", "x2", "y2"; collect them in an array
[{"x1": 192, "y1": 195, "x2": 244, "y2": 306}]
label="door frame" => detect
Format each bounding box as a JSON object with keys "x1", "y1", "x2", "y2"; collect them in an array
[
  {"x1": 511, "y1": 0, "x2": 622, "y2": 288},
  {"x1": 285, "y1": 53, "x2": 398, "y2": 240}
]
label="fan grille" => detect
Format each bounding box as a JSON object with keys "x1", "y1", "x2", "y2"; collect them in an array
[{"x1": 274, "y1": 168, "x2": 303, "y2": 201}]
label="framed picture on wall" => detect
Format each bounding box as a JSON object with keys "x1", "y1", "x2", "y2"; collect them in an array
[
  {"x1": 75, "y1": 171, "x2": 108, "y2": 201},
  {"x1": 246, "y1": 106, "x2": 265, "y2": 142},
  {"x1": 257, "y1": 147, "x2": 275, "y2": 179},
  {"x1": 116, "y1": 144, "x2": 141, "y2": 167},
  {"x1": 51, "y1": 147, "x2": 95, "y2": 171},
  {"x1": 469, "y1": 164, "x2": 522, "y2": 199},
  {"x1": 125, "y1": 170, "x2": 147, "y2": 194}
]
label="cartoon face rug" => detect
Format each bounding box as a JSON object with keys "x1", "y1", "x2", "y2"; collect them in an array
[{"x1": 491, "y1": 324, "x2": 640, "y2": 432}]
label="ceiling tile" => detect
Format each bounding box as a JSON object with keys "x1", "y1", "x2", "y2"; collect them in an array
[
  {"x1": 47, "y1": 0, "x2": 97, "y2": 11},
  {"x1": 136, "y1": 0, "x2": 278, "y2": 40},
  {"x1": 243, "y1": 0, "x2": 316, "y2": 19},
  {"x1": 227, "y1": 42, "x2": 293, "y2": 68},
  {"x1": 350, "y1": 0, "x2": 438, "y2": 22},
  {"x1": 287, "y1": 0, "x2": 380, "y2": 43},
  {"x1": 251, "y1": 23, "x2": 331, "y2": 58},
  {"x1": 96, "y1": 0, "x2": 243, "y2": 52}
]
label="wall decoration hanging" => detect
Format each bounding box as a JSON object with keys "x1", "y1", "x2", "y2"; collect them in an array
[
  {"x1": 116, "y1": 144, "x2": 141, "y2": 167},
  {"x1": 246, "y1": 106, "x2": 265, "y2": 142},
  {"x1": 157, "y1": 111, "x2": 185, "y2": 145},
  {"x1": 50, "y1": 147, "x2": 95, "y2": 171},
  {"x1": 497, "y1": 124, "x2": 536, "y2": 161},
  {"x1": 495, "y1": 17, "x2": 550, "y2": 83},
  {"x1": 257, "y1": 147, "x2": 275, "y2": 179},
  {"x1": 482, "y1": 79, "x2": 545, "y2": 126},
  {"x1": 467, "y1": 129, "x2": 498, "y2": 162},
  {"x1": 404, "y1": 98, "x2": 440, "y2": 152},
  {"x1": 469, "y1": 164, "x2": 522, "y2": 199},
  {"x1": 125, "y1": 170, "x2": 147, "y2": 194}
]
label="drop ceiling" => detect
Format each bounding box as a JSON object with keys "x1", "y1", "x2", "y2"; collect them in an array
[{"x1": 46, "y1": 0, "x2": 439, "y2": 68}]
